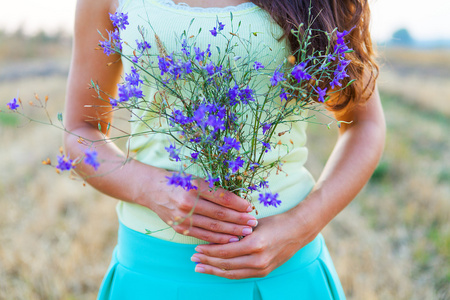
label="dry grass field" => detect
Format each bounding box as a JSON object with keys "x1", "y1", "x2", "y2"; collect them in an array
[{"x1": 0, "y1": 33, "x2": 449, "y2": 299}]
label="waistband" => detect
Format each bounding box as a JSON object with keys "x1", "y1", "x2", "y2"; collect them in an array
[{"x1": 116, "y1": 222, "x2": 324, "y2": 283}]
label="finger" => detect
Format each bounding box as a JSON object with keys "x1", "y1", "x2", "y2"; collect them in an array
[
  {"x1": 191, "y1": 183, "x2": 252, "y2": 213},
  {"x1": 191, "y1": 253, "x2": 269, "y2": 271},
  {"x1": 172, "y1": 224, "x2": 240, "y2": 244},
  {"x1": 194, "y1": 235, "x2": 263, "y2": 258},
  {"x1": 190, "y1": 214, "x2": 253, "y2": 236},
  {"x1": 194, "y1": 263, "x2": 270, "y2": 280},
  {"x1": 193, "y1": 198, "x2": 258, "y2": 227}
]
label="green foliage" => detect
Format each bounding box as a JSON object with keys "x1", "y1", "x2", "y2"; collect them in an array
[
  {"x1": 0, "y1": 112, "x2": 20, "y2": 126},
  {"x1": 370, "y1": 159, "x2": 390, "y2": 183}
]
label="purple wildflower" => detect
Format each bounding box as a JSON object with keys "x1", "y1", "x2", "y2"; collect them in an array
[
  {"x1": 132, "y1": 54, "x2": 141, "y2": 64},
  {"x1": 115, "y1": 82, "x2": 144, "y2": 104},
  {"x1": 166, "y1": 172, "x2": 197, "y2": 191},
  {"x1": 84, "y1": 149, "x2": 100, "y2": 170},
  {"x1": 330, "y1": 59, "x2": 350, "y2": 89},
  {"x1": 258, "y1": 192, "x2": 281, "y2": 208},
  {"x1": 315, "y1": 87, "x2": 327, "y2": 103},
  {"x1": 7, "y1": 98, "x2": 19, "y2": 110},
  {"x1": 261, "y1": 140, "x2": 271, "y2": 152},
  {"x1": 270, "y1": 67, "x2": 286, "y2": 86},
  {"x1": 204, "y1": 61, "x2": 215, "y2": 75},
  {"x1": 334, "y1": 43, "x2": 349, "y2": 56},
  {"x1": 191, "y1": 152, "x2": 199, "y2": 160},
  {"x1": 327, "y1": 53, "x2": 336, "y2": 62},
  {"x1": 109, "y1": 12, "x2": 129, "y2": 30},
  {"x1": 228, "y1": 84, "x2": 240, "y2": 105},
  {"x1": 219, "y1": 137, "x2": 241, "y2": 153},
  {"x1": 210, "y1": 27, "x2": 218, "y2": 37},
  {"x1": 336, "y1": 29, "x2": 352, "y2": 45},
  {"x1": 109, "y1": 98, "x2": 119, "y2": 107},
  {"x1": 99, "y1": 40, "x2": 114, "y2": 56},
  {"x1": 262, "y1": 123, "x2": 271, "y2": 135},
  {"x1": 193, "y1": 104, "x2": 208, "y2": 125},
  {"x1": 334, "y1": 29, "x2": 353, "y2": 57},
  {"x1": 205, "y1": 173, "x2": 220, "y2": 188},
  {"x1": 239, "y1": 86, "x2": 255, "y2": 104},
  {"x1": 215, "y1": 65, "x2": 223, "y2": 77},
  {"x1": 280, "y1": 88, "x2": 288, "y2": 102},
  {"x1": 181, "y1": 39, "x2": 190, "y2": 56},
  {"x1": 106, "y1": 29, "x2": 123, "y2": 52},
  {"x1": 181, "y1": 61, "x2": 192, "y2": 75},
  {"x1": 215, "y1": 104, "x2": 226, "y2": 119},
  {"x1": 158, "y1": 56, "x2": 171, "y2": 75},
  {"x1": 205, "y1": 44, "x2": 212, "y2": 57},
  {"x1": 194, "y1": 47, "x2": 205, "y2": 62},
  {"x1": 168, "y1": 59, "x2": 184, "y2": 78},
  {"x1": 206, "y1": 115, "x2": 225, "y2": 132},
  {"x1": 253, "y1": 61, "x2": 265, "y2": 71},
  {"x1": 99, "y1": 28, "x2": 122, "y2": 56},
  {"x1": 136, "y1": 40, "x2": 151, "y2": 52},
  {"x1": 291, "y1": 62, "x2": 312, "y2": 81},
  {"x1": 259, "y1": 180, "x2": 269, "y2": 189},
  {"x1": 171, "y1": 109, "x2": 191, "y2": 126},
  {"x1": 210, "y1": 22, "x2": 224, "y2": 37},
  {"x1": 165, "y1": 144, "x2": 181, "y2": 162},
  {"x1": 227, "y1": 156, "x2": 245, "y2": 173},
  {"x1": 125, "y1": 67, "x2": 143, "y2": 86},
  {"x1": 56, "y1": 155, "x2": 75, "y2": 172}
]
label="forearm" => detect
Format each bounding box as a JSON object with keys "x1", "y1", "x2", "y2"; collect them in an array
[
  {"x1": 64, "y1": 125, "x2": 164, "y2": 207},
  {"x1": 292, "y1": 98, "x2": 386, "y2": 238}
]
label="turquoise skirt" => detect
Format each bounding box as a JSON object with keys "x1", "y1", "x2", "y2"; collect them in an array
[{"x1": 98, "y1": 223, "x2": 346, "y2": 300}]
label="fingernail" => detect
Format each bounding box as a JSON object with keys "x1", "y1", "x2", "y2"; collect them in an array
[
  {"x1": 195, "y1": 265, "x2": 205, "y2": 273},
  {"x1": 229, "y1": 237, "x2": 239, "y2": 243},
  {"x1": 195, "y1": 246, "x2": 204, "y2": 253},
  {"x1": 246, "y1": 205, "x2": 253, "y2": 212},
  {"x1": 247, "y1": 219, "x2": 258, "y2": 227},
  {"x1": 242, "y1": 227, "x2": 252, "y2": 235},
  {"x1": 191, "y1": 256, "x2": 201, "y2": 263}
]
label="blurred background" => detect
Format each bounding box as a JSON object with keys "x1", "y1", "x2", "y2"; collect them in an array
[{"x1": 0, "y1": 0, "x2": 449, "y2": 299}]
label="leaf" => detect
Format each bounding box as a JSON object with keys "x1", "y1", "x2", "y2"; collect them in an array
[{"x1": 57, "y1": 113, "x2": 63, "y2": 122}]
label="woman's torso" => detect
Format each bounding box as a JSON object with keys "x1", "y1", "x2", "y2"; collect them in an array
[{"x1": 116, "y1": 0, "x2": 316, "y2": 244}]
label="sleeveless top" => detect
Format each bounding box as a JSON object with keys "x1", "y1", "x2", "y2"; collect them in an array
[{"x1": 116, "y1": 0, "x2": 316, "y2": 244}]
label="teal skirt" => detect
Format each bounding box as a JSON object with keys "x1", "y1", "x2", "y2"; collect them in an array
[{"x1": 98, "y1": 223, "x2": 346, "y2": 300}]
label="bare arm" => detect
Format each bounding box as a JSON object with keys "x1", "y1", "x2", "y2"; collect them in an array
[
  {"x1": 192, "y1": 86, "x2": 386, "y2": 279},
  {"x1": 64, "y1": 0, "x2": 257, "y2": 243}
]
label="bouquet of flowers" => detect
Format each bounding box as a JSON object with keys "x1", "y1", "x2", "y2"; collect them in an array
[{"x1": 4, "y1": 10, "x2": 353, "y2": 212}]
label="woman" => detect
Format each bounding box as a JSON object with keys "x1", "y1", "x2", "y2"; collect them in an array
[{"x1": 65, "y1": 0, "x2": 385, "y2": 299}]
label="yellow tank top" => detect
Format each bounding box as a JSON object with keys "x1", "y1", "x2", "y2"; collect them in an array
[{"x1": 116, "y1": 0, "x2": 316, "y2": 244}]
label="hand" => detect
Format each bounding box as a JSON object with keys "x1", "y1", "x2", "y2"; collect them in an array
[
  {"x1": 139, "y1": 169, "x2": 258, "y2": 244},
  {"x1": 190, "y1": 208, "x2": 317, "y2": 279}
]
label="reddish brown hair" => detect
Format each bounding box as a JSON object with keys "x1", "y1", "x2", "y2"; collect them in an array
[{"x1": 252, "y1": 0, "x2": 378, "y2": 112}]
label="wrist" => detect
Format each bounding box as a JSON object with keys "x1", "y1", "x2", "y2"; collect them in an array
[
  {"x1": 291, "y1": 188, "x2": 329, "y2": 240},
  {"x1": 129, "y1": 159, "x2": 168, "y2": 209}
]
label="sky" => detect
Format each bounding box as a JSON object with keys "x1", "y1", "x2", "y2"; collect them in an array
[{"x1": 0, "y1": 0, "x2": 449, "y2": 42}]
